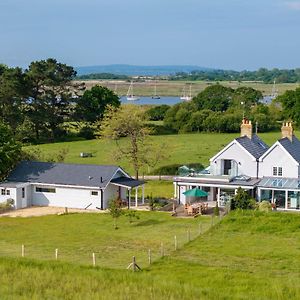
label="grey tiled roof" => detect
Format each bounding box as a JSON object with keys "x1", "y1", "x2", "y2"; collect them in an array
[
  {"x1": 278, "y1": 135, "x2": 300, "y2": 163},
  {"x1": 236, "y1": 134, "x2": 269, "y2": 159},
  {"x1": 7, "y1": 161, "x2": 121, "y2": 188},
  {"x1": 111, "y1": 177, "x2": 145, "y2": 188}
]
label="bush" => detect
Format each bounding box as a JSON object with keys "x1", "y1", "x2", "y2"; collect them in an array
[
  {"x1": 231, "y1": 187, "x2": 257, "y2": 210},
  {"x1": 79, "y1": 126, "x2": 95, "y2": 140},
  {"x1": 214, "y1": 202, "x2": 220, "y2": 216},
  {"x1": 258, "y1": 201, "x2": 272, "y2": 212},
  {"x1": 146, "y1": 105, "x2": 170, "y2": 121},
  {"x1": 152, "y1": 163, "x2": 204, "y2": 175}
]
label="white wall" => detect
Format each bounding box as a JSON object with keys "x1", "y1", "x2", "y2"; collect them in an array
[
  {"x1": 259, "y1": 145, "x2": 298, "y2": 178},
  {"x1": 32, "y1": 185, "x2": 102, "y2": 210},
  {"x1": 103, "y1": 184, "x2": 120, "y2": 209},
  {"x1": 210, "y1": 142, "x2": 257, "y2": 177}
]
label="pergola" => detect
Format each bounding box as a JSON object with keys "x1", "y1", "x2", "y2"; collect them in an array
[{"x1": 110, "y1": 177, "x2": 145, "y2": 208}]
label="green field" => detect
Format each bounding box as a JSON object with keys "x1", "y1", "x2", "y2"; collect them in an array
[
  {"x1": 0, "y1": 211, "x2": 206, "y2": 268},
  {"x1": 78, "y1": 79, "x2": 300, "y2": 97},
  {"x1": 1, "y1": 211, "x2": 300, "y2": 299},
  {"x1": 25, "y1": 131, "x2": 300, "y2": 175}
]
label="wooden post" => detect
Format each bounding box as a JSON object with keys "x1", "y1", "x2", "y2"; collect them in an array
[
  {"x1": 55, "y1": 248, "x2": 58, "y2": 260},
  {"x1": 187, "y1": 229, "x2": 190, "y2": 242},
  {"x1": 64, "y1": 207, "x2": 68, "y2": 214},
  {"x1": 198, "y1": 223, "x2": 202, "y2": 235},
  {"x1": 21, "y1": 244, "x2": 25, "y2": 257},
  {"x1": 148, "y1": 249, "x2": 151, "y2": 265},
  {"x1": 92, "y1": 253, "x2": 96, "y2": 267},
  {"x1": 160, "y1": 242, "x2": 164, "y2": 257},
  {"x1": 174, "y1": 235, "x2": 177, "y2": 251}
]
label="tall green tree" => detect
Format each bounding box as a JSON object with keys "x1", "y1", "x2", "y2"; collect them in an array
[
  {"x1": 74, "y1": 85, "x2": 120, "y2": 123},
  {"x1": 25, "y1": 58, "x2": 84, "y2": 140},
  {"x1": 0, "y1": 123, "x2": 22, "y2": 180},
  {"x1": 0, "y1": 67, "x2": 28, "y2": 132},
  {"x1": 192, "y1": 84, "x2": 234, "y2": 111},
  {"x1": 277, "y1": 87, "x2": 300, "y2": 125},
  {"x1": 99, "y1": 105, "x2": 166, "y2": 179}
]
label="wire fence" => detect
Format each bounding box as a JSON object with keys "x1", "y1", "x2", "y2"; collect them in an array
[{"x1": 0, "y1": 215, "x2": 223, "y2": 270}]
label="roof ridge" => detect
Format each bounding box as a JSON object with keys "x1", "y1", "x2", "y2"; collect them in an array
[{"x1": 21, "y1": 160, "x2": 120, "y2": 168}]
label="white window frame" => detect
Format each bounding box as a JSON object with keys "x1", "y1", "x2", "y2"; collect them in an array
[
  {"x1": 278, "y1": 167, "x2": 283, "y2": 176},
  {"x1": 273, "y1": 167, "x2": 278, "y2": 176},
  {"x1": 91, "y1": 191, "x2": 98, "y2": 196},
  {"x1": 35, "y1": 187, "x2": 56, "y2": 193}
]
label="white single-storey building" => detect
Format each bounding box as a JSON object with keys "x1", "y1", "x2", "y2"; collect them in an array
[{"x1": 0, "y1": 161, "x2": 145, "y2": 210}]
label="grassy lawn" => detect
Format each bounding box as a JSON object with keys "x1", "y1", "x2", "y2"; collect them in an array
[
  {"x1": 0, "y1": 211, "x2": 299, "y2": 299},
  {"x1": 0, "y1": 211, "x2": 209, "y2": 269},
  {"x1": 140, "y1": 180, "x2": 174, "y2": 199},
  {"x1": 25, "y1": 131, "x2": 299, "y2": 176}
]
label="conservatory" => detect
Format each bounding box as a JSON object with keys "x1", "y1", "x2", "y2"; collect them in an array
[{"x1": 257, "y1": 177, "x2": 300, "y2": 210}]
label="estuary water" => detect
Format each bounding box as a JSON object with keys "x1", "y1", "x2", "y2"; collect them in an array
[{"x1": 120, "y1": 96, "x2": 182, "y2": 105}]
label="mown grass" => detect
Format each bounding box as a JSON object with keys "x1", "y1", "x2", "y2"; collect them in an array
[
  {"x1": 25, "y1": 131, "x2": 299, "y2": 175},
  {"x1": 1, "y1": 211, "x2": 299, "y2": 299},
  {"x1": 0, "y1": 211, "x2": 208, "y2": 269}
]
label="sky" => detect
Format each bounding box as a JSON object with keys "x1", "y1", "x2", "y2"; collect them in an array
[{"x1": 0, "y1": 0, "x2": 300, "y2": 70}]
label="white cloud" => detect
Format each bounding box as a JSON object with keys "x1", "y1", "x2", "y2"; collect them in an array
[{"x1": 285, "y1": 1, "x2": 300, "y2": 10}]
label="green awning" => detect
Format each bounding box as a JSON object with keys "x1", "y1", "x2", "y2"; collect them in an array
[{"x1": 183, "y1": 188, "x2": 208, "y2": 197}]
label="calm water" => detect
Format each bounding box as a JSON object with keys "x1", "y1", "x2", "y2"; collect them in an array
[{"x1": 120, "y1": 96, "x2": 182, "y2": 105}]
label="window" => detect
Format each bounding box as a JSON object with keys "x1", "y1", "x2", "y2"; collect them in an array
[
  {"x1": 223, "y1": 160, "x2": 232, "y2": 175},
  {"x1": 35, "y1": 187, "x2": 56, "y2": 193},
  {"x1": 6, "y1": 190, "x2": 10, "y2": 195},
  {"x1": 91, "y1": 191, "x2": 98, "y2": 196},
  {"x1": 22, "y1": 188, "x2": 25, "y2": 198},
  {"x1": 1, "y1": 189, "x2": 5, "y2": 195},
  {"x1": 273, "y1": 166, "x2": 283, "y2": 176}
]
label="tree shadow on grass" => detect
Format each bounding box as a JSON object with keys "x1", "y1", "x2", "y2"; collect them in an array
[{"x1": 135, "y1": 219, "x2": 165, "y2": 226}]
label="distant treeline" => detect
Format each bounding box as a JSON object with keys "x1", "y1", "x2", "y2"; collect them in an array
[
  {"x1": 76, "y1": 68, "x2": 300, "y2": 83},
  {"x1": 76, "y1": 73, "x2": 129, "y2": 80},
  {"x1": 170, "y1": 68, "x2": 300, "y2": 83}
]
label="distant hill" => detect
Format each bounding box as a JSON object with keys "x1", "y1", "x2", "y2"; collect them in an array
[{"x1": 75, "y1": 64, "x2": 211, "y2": 76}]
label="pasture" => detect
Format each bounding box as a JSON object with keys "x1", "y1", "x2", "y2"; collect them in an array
[
  {"x1": 1, "y1": 211, "x2": 299, "y2": 299},
  {"x1": 25, "y1": 131, "x2": 300, "y2": 175},
  {"x1": 77, "y1": 79, "x2": 299, "y2": 97}
]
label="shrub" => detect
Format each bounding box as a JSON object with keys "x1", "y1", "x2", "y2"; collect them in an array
[
  {"x1": 79, "y1": 126, "x2": 95, "y2": 140},
  {"x1": 231, "y1": 187, "x2": 257, "y2": 210},
  {"x1": 258, "y1": 201, "x2": 272, "y2": 212}
]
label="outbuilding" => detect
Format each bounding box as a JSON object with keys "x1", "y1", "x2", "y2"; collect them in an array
[{"x1": 0, "y1": 161, "x2": 145, "y2": 210}]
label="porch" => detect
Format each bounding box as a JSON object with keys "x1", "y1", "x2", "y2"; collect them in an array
[
  {"x1": 174, "y1": 175, "x2": 259, "y2": 207},
  {"x1": 110, "y1": 177, "x2": 146, "y2": 208}
]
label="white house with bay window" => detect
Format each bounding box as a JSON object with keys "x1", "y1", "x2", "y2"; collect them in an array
[
  {"x1": 174, "y1": 119, "x2": 300, "y2": 211},
  {"x1": 0, "y1": 161, "x2": 145, "y2": 210}
]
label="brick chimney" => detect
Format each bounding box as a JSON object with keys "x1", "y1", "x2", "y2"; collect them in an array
[
  {"x1": 240, "y1": 118, "x2": 252, "y2": 139},
  {"x1": 281, "y1": 122, "x2": 293, "y2": 141}
]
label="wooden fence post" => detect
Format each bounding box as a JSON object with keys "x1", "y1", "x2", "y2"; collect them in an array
[
  {"x1": 55, "y1": 248, "x2": 58, "y2": 260},
  {"x1": 148, "y1": 249, "x2": 151, "y2": 265},
  {"x1": 21, "y1": 244, "x2": 25, "y2": 257},
  {"x1": 198, "y1": 223, "x2": 202, "y2": 235},
  {"x1": 92, "y1": 253, "x2": 96, "y2": 267},
  {"x1": 160, "y1": 242, "x2": 164, "y2": 257},
  {"x1": 187, "y1": 229, "x2": 190, "y2": 242},
  {"x1": 174, "y1": 235, "x2": 177, "y2": 251}
]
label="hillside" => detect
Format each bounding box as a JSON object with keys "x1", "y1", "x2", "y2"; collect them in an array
[{"x1": 1, "y1": 211, "x2": 299, "y2": 299}]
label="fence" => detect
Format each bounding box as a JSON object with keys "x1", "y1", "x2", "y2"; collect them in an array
[{"x1": 0, "y1": 215, "x2": 223, "y2": 270}]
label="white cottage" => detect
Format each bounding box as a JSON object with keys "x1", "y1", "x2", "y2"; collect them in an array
[
  {"x1": 174, "y1": 119, "x2": 300, "y2": 211},
  {"x1": 0, "y1": 161, "x2": 145, "y2": 210}
]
